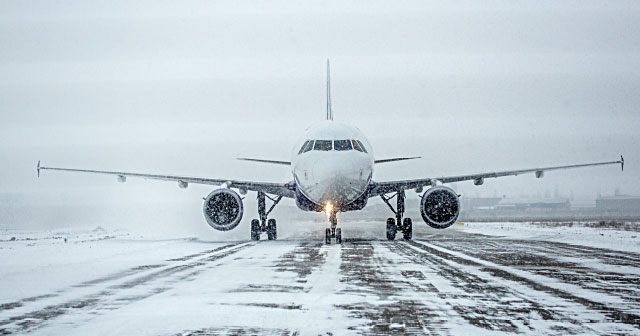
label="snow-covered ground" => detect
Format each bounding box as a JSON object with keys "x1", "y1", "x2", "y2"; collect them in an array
[
  {"x1": 1, "y1": 221, "x2": 639, "y2": 335},
  {"x1": 459, "y1": 221, "x2": 640, "y2": 253}
]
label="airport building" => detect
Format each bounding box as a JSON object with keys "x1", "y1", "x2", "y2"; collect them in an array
[
  {"x1": 496, "y1": 198, "x2": 571, "y2": 212},
  {"x1": 459, "y1": 195, "x2": 640, "y2": 221},
  {"x1": 596, "y1": 195, "x2": 640, "y2": 215}
]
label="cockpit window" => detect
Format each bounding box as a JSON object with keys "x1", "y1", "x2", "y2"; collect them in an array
[
  {"x1": 302, "y1": 140, "x2": 314, "y2": 153},
  {"x1": 356, "y1": 140, "x2": 368, "y2": 153},
  {"x1": 298, "y1": 140, "x2": 310, "y2": 155},
  {"x1": 334, "y1": 140, "x2": 352, "y2": 151},
  {"x1": 352, "y1": 140, "x2": 364, "y2": 152},
  {"x1": 313, "y1": 140, "x2": 332, "y2": 151}
]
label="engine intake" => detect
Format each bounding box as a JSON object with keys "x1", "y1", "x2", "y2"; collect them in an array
[
  {"x1": 420, "y1": 186, "x2": 460, "y2": 229},
  {"x1": 202, "y1": 189, "x2": 244, "y2": 231}
]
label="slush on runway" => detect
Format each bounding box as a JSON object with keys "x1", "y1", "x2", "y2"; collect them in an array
[{"x1": 1, "y1": 222, "x2": 638, "y2": 335}]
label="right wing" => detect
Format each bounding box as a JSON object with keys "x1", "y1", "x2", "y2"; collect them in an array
[
  {"x1": 37, "y1": 161, "x2": 295, "y2": 198},
  {"x1": 369, "y1": 156, "x2": 624, "y2": 197},
  {"x1": 237, "y1": 158, "x2": 291, "y2": 165}
]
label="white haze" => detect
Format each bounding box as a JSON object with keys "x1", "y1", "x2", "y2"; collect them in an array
[{"x1": 0, "y1": 1, "x2": 638, "y2": 234}]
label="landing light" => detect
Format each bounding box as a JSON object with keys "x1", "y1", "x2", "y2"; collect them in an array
[{"x1": 325, "y1": 201, "x2": 333, "y2": 214}]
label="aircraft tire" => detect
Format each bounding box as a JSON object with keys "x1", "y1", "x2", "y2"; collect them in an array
[
  {"x1": 325, "y1": 228, "x2": 332, "y2": 244},
  {"x1": 402, "y1": 218, "x2": 413, "y2": 240},
  {"x1": 336, "y1": 228, "x2": 342, "y2": 244},
  {"x1": 386, "y1": 218, "x2": 397, "y2": 241},
  {"x1": 267, "y1": 219, "x2": 277, "y2": 240},
  {"x1": 251, "y1": 219, "x2": 261, "y2": 241}
]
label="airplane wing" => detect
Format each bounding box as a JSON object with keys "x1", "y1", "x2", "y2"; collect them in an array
[
  {"x1": 374, "y1": 157, "x2": 421, "y2": 164},
  {"x1": 237, "y1": 158, "x2": 291, "y2": 165},
  {"x1": 369, "y1": 156, "x2": 624, "y2": 197},
  {"x1": 37, "y1": 161, "x2": 296, "y2": 198}
]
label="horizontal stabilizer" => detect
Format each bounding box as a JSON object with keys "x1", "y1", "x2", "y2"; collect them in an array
[
  {"x1": 374, "y1": 157, "x2": 421, "y2": 164},
  {"x1": 237, "y1": 158, "x2": 291, "y2": 166}
]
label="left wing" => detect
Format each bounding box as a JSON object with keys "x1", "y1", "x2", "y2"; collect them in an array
[
  {"x1": 37, "y1": 161, "x2": 295, "y2": 198},
  {"x1": 374, "y1": 157, "x2": 421, "y2": 164},
  {"x1": 369, "y1": 156, "x2": 624, "y2": 197}
]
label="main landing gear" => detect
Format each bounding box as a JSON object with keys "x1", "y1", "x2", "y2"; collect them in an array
[
  {"x1": 325, "y1": 210, "x2": 342, "y2": 244},
  {"x1": 381, "y1": 190, "x2": 412, "y2": 241},
  {"x1": 251, "y1": 191, "x2": 282, "y2": 241}
]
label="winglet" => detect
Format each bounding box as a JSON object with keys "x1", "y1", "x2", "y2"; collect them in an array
[
  {"x1": 37, "y1": 160, "x2": 41, "y2": 177},
  {"x1": 326, "y1": 59, "x2": 333, "y2": 121},
  {"x1": 621, "y1": 155, "x2": 624, "y2": 171}
]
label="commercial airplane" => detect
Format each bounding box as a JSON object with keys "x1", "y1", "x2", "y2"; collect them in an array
[{"x1": 38, "y1": 61, "x2": 624, "y2": 244}]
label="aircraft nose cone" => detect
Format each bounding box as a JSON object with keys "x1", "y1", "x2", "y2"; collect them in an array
[{"x1": 310, "y1": 158, "x2": 369, "y2": 206}]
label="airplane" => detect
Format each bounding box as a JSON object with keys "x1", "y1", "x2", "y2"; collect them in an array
[{"x1": 37, "y1": 61, "x2": 625, "y2": 244}]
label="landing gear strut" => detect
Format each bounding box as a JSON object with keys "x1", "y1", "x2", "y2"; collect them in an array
[
  {"x1": 381, "y1": 190, "x2": 412, "y2": 240},
  {"x1": 250, "y1": 191, "x2": 282, "y2": 241},
  {"x1": 325, "y1": 210, "x2": 342, "y2": 244}
]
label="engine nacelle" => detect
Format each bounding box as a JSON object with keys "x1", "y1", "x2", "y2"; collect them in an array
[
  {"x1": 420, "y1": 186, "x2": 460, "y2": 229},
  {"x1": 202, "y1": 188, "x2": 244, "y2": 231}
]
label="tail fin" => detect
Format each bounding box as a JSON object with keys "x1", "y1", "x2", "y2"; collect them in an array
[{"x1": 326, "y1": 59, "x2": 333, "y2": 121}]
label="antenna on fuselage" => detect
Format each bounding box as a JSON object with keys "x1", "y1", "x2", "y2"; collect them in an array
[{"x1": 326, "y1": 59, "x2": 333, "y2": 121}]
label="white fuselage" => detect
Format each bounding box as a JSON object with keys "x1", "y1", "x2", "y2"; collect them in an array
[{"x1": 291, "y1": 121, "x2": 374, "y2": 210}]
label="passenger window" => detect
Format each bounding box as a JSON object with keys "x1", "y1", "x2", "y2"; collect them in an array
[
  {"x1": 334, "y1": 140, "x2": 352, "y2": 151},
  {"x1": 298, "y1": 140, "x2": 310, "y2": 155},
  {"x1": 352, "y1": 140, "x2": 363, "y2": 152},
  {"x1": 313, "y1": 140, "x2": 332, "y2": 151},
  {"x1": 356, "y1": 140, "x2": 368, "y2": 153},
  {"x1": 302, "y1": 140, "x2": 314, "y2": 153}
]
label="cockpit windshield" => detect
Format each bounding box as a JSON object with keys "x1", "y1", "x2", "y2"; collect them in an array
[
  {"x1": 352, "y1": 140, "x2": 367, "y2": 153},
  {"x1": 313, "y1": 140, "x2": 332, "y2": 151},
  {"x1": 302, "y1": 140, "x2": 314, "y2": 153},
  {"x1": 298, "y1": 139, "x2": 367, "y2": 154},
  {"x1": 334, "y1": 140, "x2": 352, "y2": 151},
  {"x1": 298, "y1": 140, "x2": 310, "y2": 154}
]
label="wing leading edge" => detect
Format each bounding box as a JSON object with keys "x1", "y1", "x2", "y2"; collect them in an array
[
  {"x1": 369, "y1": 156, "x2": 624, "y2": 197},
  {"x1": 374, "y1": 157, "x2": 421, "y2": 164},
  {"x1": 37, "y1": 161, "x2": 295, "y2": 198},
  {"x1": 237, "y1": 158, "x2": 291, "y2": 165}
]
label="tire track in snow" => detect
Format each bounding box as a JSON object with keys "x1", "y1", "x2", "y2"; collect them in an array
[
  {"x1": 389, "y1": 241, "x2": 593, "y2": 334},
  {"x1": 0, "y1": 243, "x2": 240, "y2": 315},
  {"x1": 183, "y1": 241, "x2": 330, "y2": 335},
  {"x1": 404, "y1": 239, "x2": 640, "y2": 333},
  {"x1": 167, "y1": 326, "x2": 297, "y2": 335},
  {"x1": 227, "y1": 241, "x2": 326, "y2": 295},
  {"x1": 336, "y1": 240, "x2": 449, "y2": 335},
  {"x1": 426, "y1": 237, "x2": 640, "y2": 313},
  {"x1": 0, "y1": 242, "x2": 252, "y2": 334}
]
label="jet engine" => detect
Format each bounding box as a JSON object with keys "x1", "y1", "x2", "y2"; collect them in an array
[
  {"x1": 202, "y1": 188, "x2": 244, "y2": 231},
  {"x1": 420, "y1": 186, "x2": 460, "y2": 229}
]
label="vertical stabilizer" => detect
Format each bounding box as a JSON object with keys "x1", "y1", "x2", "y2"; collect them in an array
[{"x1": 326, "y1": 59, "x2": 333, "y2": 121}]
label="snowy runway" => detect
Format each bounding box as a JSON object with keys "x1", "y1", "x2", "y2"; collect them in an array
[{"x1": 1, "y1": 223, "x2": 639, "y2": 335}]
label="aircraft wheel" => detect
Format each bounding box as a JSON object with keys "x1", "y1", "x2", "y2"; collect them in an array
[
  {"x1": 325, "y1": 228, "x2": 332, "y2": 244},
  {"x1": 386, "y1": 218, "x2": 397, "y2": 241},
  {"x1": 336, "y1": 228, "x2": 342, "y2": 244},
  {"x1": 267, "y1": 219, "x2": 277, "y2": 240},
  {"x1": 402, "y1": 218, "x2": 413, "y2": 240},
  {"x1": 251, "y1": 219, "x2": 261, "y2": 241}
]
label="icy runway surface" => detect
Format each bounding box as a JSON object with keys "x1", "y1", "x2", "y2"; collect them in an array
[{"x1": 1, "y1": 222, "x2": 639, "y2": 335}]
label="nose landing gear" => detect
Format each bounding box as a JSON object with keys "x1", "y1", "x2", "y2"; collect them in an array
[
  {"x1": 250, "y1": 191, "x2": 282, "y2": 241},
  {"x1": 381, "y1": 191, "x2": 412, "y2": 241},
  {"x1": 325, "y1": 210, "x2": 342, "y2": 244}
]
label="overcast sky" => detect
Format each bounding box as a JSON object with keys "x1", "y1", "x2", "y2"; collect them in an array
[{"x1": 1, "y1": 1, "x2": 639, "y2": 210}]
